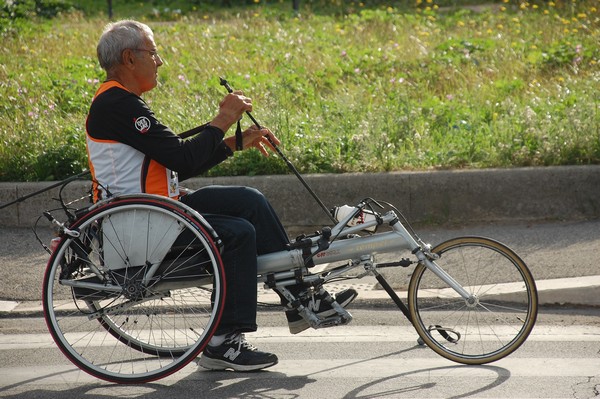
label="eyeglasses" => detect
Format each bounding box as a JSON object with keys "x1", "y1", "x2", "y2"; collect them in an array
[{"x1": 132, "y1": 48, "x2": 161, "y2": 60}]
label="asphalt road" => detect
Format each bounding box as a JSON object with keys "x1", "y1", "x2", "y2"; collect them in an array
[{"x1": 0, "y1": 308, "x2": 598, "y2": 398}]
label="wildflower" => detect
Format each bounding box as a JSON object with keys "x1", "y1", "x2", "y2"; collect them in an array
[
  {"x1": 178, "y1": 74, "x2": 190, "y2": 85},
  {"x1": 341, "y1": 50, "x2": 347, "y2": 57}
]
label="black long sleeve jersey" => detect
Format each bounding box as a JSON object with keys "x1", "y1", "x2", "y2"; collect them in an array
[{"x1": 86, "y1": 81, "x2": 232, "y2": 202}]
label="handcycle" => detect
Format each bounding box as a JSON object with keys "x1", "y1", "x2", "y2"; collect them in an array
[
  {"x1": 38, "y1": 77, "x2": 537, "y2": 384},
  {"x1": 39, "y1": 178, "x2": 538, "y2": 384}
]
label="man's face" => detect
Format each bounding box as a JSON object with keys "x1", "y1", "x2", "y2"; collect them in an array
[{"x1": 133, "y1": 35, "x2": 163, "y2": 94}]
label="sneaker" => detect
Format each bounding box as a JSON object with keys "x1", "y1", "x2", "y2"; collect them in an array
[
  {"x1": 198, "y1": 332, "x2": 278, "y2": 371},
  {"x1": 285, "y1": 288, "x2": 358, "y2": 334}
]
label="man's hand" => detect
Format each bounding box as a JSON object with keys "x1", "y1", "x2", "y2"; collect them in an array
[
  {"x1": 210, "y1": 91, "x2": 253, "y2": 133},
  {"x1": 224, "y1": 126, "x2": 280, "y2": 157}
]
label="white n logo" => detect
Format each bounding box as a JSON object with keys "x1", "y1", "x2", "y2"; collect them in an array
[
  {"x1": 308, "y1": 299, "x2": 321, "y2": 312},
  {"x1": 223, "y1": 347, "x2": 241, "y2": 361}
]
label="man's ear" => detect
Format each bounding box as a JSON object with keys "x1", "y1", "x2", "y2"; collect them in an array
[{"x1": 121, "y1": 49, "x2": 136, "y2": 69}]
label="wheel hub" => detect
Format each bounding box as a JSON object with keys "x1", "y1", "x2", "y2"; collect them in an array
[{"x1": 465, "y1": 295, "x2": 479, "y2": 308}]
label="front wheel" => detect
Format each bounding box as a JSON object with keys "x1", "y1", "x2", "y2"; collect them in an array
[{"x1": 408, "y1": 236, "x2": 537, "y2": 364}]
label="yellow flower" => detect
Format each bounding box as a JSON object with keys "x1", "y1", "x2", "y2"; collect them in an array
[
  {"x1": 457, "y1": 21, "x2": 465, "y2": 27},
  {"x1": 577, "y1": 13, "x2": 587, "y2": 18}
]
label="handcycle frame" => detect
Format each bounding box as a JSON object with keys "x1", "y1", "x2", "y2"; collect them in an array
[{"x1": 256, "y1": 197, "x2": 467, "y2": 324}]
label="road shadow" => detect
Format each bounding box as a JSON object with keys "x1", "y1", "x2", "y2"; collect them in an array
[{"x1": 0, "y1": 346, "x2": 510, "y2": 399}]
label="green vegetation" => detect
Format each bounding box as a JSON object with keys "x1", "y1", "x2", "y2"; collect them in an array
[{"x1": 1, "y1": 0, "x2": 598, "y2": 181}]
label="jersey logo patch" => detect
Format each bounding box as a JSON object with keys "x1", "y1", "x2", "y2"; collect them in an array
[{"x1": 134, "y1": 116, "x2": 151, "y2": 133}]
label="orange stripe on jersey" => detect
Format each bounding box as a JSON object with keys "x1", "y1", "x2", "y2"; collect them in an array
[{"x1": 93, "y1": 80, "x2": 129, "y2": 99}]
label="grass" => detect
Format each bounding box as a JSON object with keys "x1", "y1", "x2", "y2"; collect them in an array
[{"x1": 0, "y1": 0, "x2": 598, "y2": 181}]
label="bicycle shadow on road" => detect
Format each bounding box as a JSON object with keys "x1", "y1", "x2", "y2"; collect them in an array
[
  {"x1": 0, "y1": 348, "x2": 510, "y2": 399},
  {"x1": 294, "y1": 346, "x2": 511, "y2": 399},
  {"x1": 340, "y1": 363, "x2": 510, "y2": 399},
  {"x1": 0, "y1": 365, "x2": 316, "y2": 399}
]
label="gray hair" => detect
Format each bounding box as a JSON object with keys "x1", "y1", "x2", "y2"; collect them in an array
[{"x1": 97, "y1": 20, "x2": 154, "y2": 72}]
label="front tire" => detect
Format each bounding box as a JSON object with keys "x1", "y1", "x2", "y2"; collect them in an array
[{"x1": 408, "y1": 236, "x2": 537, "y2": 364}]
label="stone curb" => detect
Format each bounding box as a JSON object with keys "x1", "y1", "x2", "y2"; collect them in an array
[{"x1": 1, "y1": 165, "x2": 599, "y2": 229}]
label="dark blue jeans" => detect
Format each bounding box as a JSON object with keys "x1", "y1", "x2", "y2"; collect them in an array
[{"x1": 180, "y1": 185, "x2": 289, "y2": 335}]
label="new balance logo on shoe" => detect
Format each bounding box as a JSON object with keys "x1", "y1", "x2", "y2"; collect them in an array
[{"x1": 223, "y1": 347, "x2": 241, "y2": 361}]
